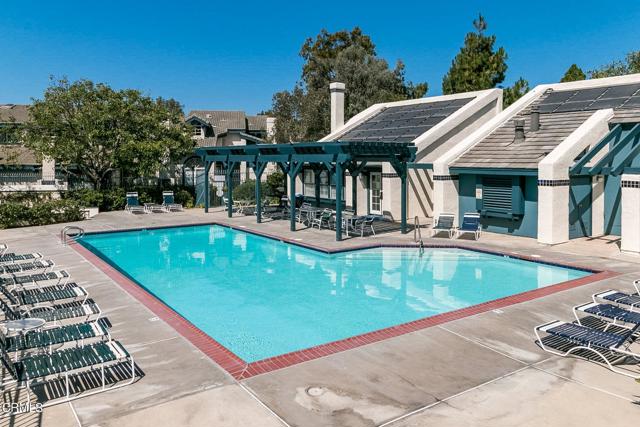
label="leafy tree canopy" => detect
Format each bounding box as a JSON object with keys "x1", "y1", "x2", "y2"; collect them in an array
[
  {"x1": 23, "y1": 78, "x2": 193, "y2": 189},
  {"x1": 442, "y1": 14, "x2": 508, "y2": 94},
  {"x1": 272, "y1": 28, "x2": 428, "y2": 142},
  {"x1": 589, "y1": 51, "x2": 640, "y2": 79},
  {"x1": 560, "y1": 64, "x2": 586, "y2": 82},
  {"x1": 503, "y1": 77, "x2": 530, "y2": 107}
]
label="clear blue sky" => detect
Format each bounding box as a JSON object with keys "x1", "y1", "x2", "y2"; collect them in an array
[{"x1": 1, "y1": 0, "x2": 639, "y2": 115}]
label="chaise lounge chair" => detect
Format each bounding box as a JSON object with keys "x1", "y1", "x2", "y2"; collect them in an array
[
  {"x1": 456, "y1": 212, "x2": 482, "y2": 240},
  {"x1": 0, "y1": 297, "x2": 101, "y2": 326},
  {"x1": 0, "y1": 340, "x2": 136, "y2": 405},
  {"x1": 0, "y1": 281, "x2": 88, "y2": 306},
  {"x1": 162, "y1": 191, "x2": 183, "y2": 212},
  {"x1": 0, "y1": 321, "x2": 110, "y2": 355},
  {"x1": 125, "y1": 192, "x2": 146, "y2": 214},
  {"x1": 535, "y1": 320, "x2": 640, "y2": 378},
  {"x1": 0, "y1": 252, "x2": 42, "y2": 264},
  {"x1": 0, "y1": 270, "x2": 70, "y2": 290},
  {"x1": 0, "y1": 259, "x2": 54, "y2": 275},
  {"x1": 430, "y1": 213, "x2": 456, "y2": 238},
  {"x1": 574, "y1": 302, "x2": 640, "y2": 331}
]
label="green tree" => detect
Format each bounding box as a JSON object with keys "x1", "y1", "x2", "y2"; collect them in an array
[
  {"x1": 560, "y1": 64, "x2": 586, "y2": 82},
  {"x1": 503, "y1": 77, "x2": 530, "y2": 107},
  {"x1": 23, "y1": 78, "x2": 194, "y2": 189},
  {"x1": 589, "y1": 51, "x2": 640, "y2": 78},
  {"x1": 442, "y1": 14, "x2": 508, "y2": 94},
  {"x1": 272, "y1": 28, "x2": 428, "y2": 142}
]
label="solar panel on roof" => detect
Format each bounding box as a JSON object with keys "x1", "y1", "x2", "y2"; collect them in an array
[
  {"x1": 601, "y1": 84, "x2": 640, "y2": 99},
  {"x1": 570, "y1": 87, "x2": 608, "y2": 102},
  {"x1": 621, "y1": 96, "x2": 640, "y2": 108},
  {"x1": 336, "y1": 98, "x2": 473, "y2": 142},
  {"x1": 537, "y1": 103, "x2": 561, "y2": 113},
  {"x1": 542, "y1": 91, "x2": 576, "y2": 104},
  {"x1": 587, "y1": 98, "x2": 627, "y2": 109},
  {"x1": 551, "y1": 100, "x2": 595, "y2": 113}
]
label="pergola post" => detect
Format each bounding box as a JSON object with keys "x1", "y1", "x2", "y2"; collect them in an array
[
  {"x1": 314, "y1": 169, "x2": 321, "y2": 207},
  {"x1": 288, "y1": 161, "x2": 304, "y2": 232},
  {"x1": 204, "y1": 160, "x2": 212, "y2": 213},
  {"x1": 335, "y1": 162, "x2": 344, "y2": 241},
  {"x1": 225, "y1": 161, "x2": 236, "y2": 218},
  {"x1": 400, "y1": 163, "x2": 408, "y2": 234},
  {"x1": 253, "y1": 162, "x2": 267, "y2": 223}
]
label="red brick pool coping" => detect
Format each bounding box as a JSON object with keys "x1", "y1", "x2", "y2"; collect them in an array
[{"x1": 70, "y1": 222, "x2": 619, "y2": 380}]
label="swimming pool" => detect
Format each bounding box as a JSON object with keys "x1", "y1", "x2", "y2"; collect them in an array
[{"x1": 80, "y1": 224, "x2": 590, "y2": 363}]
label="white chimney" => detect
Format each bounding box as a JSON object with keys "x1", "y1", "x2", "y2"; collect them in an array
[
  {"x1": 330, "y1": 82, "x2": 345, "y2": 133},
  {"x1": 266, "y1": 117, "x2": 276, "y2": 141}
]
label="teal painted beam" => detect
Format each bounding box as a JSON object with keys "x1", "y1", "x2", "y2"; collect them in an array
[
  {"x1": 408, "y1": 162, "x2": 433, "y2": 170},
  {"x1": 590, "y1": 123, "x2": 640, "y2": 175},
  {"x1": 569, "y1": 124, "x2": 622, "y2": 175},
  {"x1": 611, "y1": 131, "x2": 640, "y2": 175},
  {"x1": 335, "y1": 162, "x2": 344, "y2": 241}
]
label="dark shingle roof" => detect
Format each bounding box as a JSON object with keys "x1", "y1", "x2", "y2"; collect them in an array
[
  {"x1": 0, "y1": 145, "x2": 38, "y2": 165},
  {"x1": 0, "y1": 105, "x2": 30, "y2": 123},
  {"x1": 247, "y1": 115, "x2": 267, "y2": 131},
  {"x1": 332, "y1": 98, "x2": 474, "y2": 143},
  {"x1": 187, "y1": 110, "x2": 247, "y2": 133},
  {"x1": 453, "y1": 83, "x2": 640, "y2": 170}
]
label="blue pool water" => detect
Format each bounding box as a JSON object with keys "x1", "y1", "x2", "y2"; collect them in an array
[{"x1": 80, "y1": 225, "x2": 590, "y2": 362}]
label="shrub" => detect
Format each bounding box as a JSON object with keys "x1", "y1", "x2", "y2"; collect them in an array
[
  {"x1": 0, "y1": 199, "x2": 84, "y2": 229},
  {"x1": 265, "y1": 171, "x2": 286, "y2": 197},
  {"x1": 233, "y1": 180, "x2": 256, "y2": 201},
  {"x1": 174, "y1": 189, "x2": 194, "y2": 208}
]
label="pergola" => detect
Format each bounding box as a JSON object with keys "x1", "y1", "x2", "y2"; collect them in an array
[{"x1": 195, "y1": 141, "x2": 417, "y2": 241}]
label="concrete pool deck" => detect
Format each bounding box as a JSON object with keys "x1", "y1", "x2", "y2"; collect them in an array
[{"x1": 1, "y1": 208, "x2": 639, "y2": 427}]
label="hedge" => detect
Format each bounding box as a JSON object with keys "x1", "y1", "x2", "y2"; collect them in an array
[{"x1": 0, "y1": 199, "x2": 84, "y2": 229}]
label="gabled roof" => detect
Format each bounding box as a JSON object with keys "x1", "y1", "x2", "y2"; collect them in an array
[
  {"x1": 247, "y1": 115, "x2": 267, "y2": 132},
  {"x1": 333, "y1": 98, "x2": 474, "y2": 143},
  {"x1": 186, "y1": 110, "x2": 248, "y2": 133},
  {"x1": 450, "y1": 75, "x2": 640, "y2": 170},
  {"x1": 0, "y1": 104, "x2": 30, "y2": 123}
]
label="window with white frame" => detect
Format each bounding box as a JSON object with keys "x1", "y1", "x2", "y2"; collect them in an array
[
  {"x1": 192, "y1": 126, "x2": 202, "y2": 136},
  {"x1": 319, "y1": 171, "x2": 330, "y2": 198},
  {"x1": 303, "y1": 169, "x2": 315, "y2": 196}
]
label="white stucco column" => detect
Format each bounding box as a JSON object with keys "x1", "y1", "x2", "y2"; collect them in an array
[
  {"x1": 330, "y1": 82, "x2": 345, "y2": 133},
  {"x1": 621, "y1": 174, "x2": 640, "y2": 253},
  {"x1": 41, "y1": 157, "x2": 55, "y2": 182},
  {"x1": 591, "y1": 175, "x2": 605, "y2": 236},
  {"x1": 432, "y1": 176, "x2": 459, "y2": 220},
  {"x1": 537, "y1": 109, "x2": 613, "y2": 245}
]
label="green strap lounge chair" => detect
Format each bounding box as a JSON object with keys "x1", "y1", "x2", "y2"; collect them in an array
[
  {"x1": 0, "y1": 296, "x2": 101, "y2": 326},
  {"x1": 125, "y1": 192, "x2": 146, "y2": 214},
  {"x1": 162, "y1": 191, "x2": 183, "y2": 212},
  {"x1": 0, "y1": 340, "x2": 136, "y2": 405},
  {"x1": 0, "y1": 270, "x2": 70, "y2": 290},
  {"x1": 0, "y1": 252, "x2": 42, "y2": 265},
  {"x1": 0, "y1": 321, "x2": 110, "y2": 354},
  {"x1": 430, "y1": 213, "x2": 456, "y2": 238},
  {"x1": 15, "y1": 283, "x2": 88, "y2": 306},
  {"x1": 0, "y1": 259, "x2": 55, "y2": 275}
]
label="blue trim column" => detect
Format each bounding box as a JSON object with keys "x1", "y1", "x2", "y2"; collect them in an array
[
  {"x1": 225, "y1": 162, "x2": 236, "y2": 218},
  {"x1": 335, "y1": 162, "x2": 344, "y2": 241},
  {"x1": 253, "y1": 162, "x2": 267, "y2": 223},
  {"x1": 204, "y1": 160, "x2": 211, "y2": 213},
  {"x1": 400, "y1": 164, "x2": 407, "y2": 234}
]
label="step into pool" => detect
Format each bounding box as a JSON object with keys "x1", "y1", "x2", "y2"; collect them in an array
[{"x1": 80, "y1": 224, "x2": 591, "y2": 363}]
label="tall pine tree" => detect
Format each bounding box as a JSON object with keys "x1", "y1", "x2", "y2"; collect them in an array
[
  {"x1": 560, "y1": 64, "x2": 586, "y2": 82},
  {"x1": 442, "y1": 15, "x2": 508, "y2": 94}
]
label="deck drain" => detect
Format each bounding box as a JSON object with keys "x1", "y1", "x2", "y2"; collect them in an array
[
  {"x1": 148, "y1": 317, "x2": 160, "y2": 322},
  {"x1": 306, "y1": 387, "x2": 325, "y2": 397}
]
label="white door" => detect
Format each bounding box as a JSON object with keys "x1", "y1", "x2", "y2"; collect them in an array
[{"x1": 369, "y1": 172, "x2": 382, "y2": 215}]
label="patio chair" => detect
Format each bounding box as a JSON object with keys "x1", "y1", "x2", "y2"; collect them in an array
[
  {"x1": 430, "y1": 213, "x2": 456, "y2": 238},
  {"x1": 0, "y1": 259, "x2": 55, "y2": 275},
  {"x1": 125, "y1": 192, "x2": 146, "y2": 214},
  {"x1": 162, "y1": 191, "x2": 183, "y2": 212},
  {"x1": 0, "y1": 297, "x2": 101, "y2": 326},
  {"x1": 534, "y1": 320, "x2": 640, "y2": 378},
  {"x1": 594, "y1": 281, "x2": 640, "y2": 309},
  {"x1": 7, "y1": 282, "x2": 89, "y2": 306},
  {"x1": 355, "y1": 216, "x2": 376, "y2": 237},
  {"x1": 574, "y1": 302, "x2": 640, "y2": 331},
  {"x1": 0, "y1": 320, "x2": 110, "y2": 355},
  {"x1": 456, "y1": 212, "x2": 482, "y2": 240},
  {"x1": 0, "y1": 252, "x2": 42, "y2": 265},
  {"x1": 311, "y1": 209, "x2": 333, "y2": 230},
  {"x1": 0, "y1": 340, "x2": 136, "y2": 404},
  {"x1": 0, "y1": 270, "x2": 70, "y2": 290}
]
